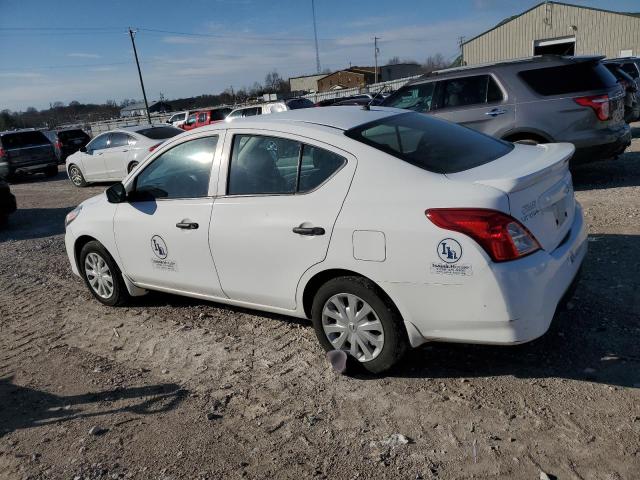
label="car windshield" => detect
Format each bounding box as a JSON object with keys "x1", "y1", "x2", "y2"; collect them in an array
[
  {"x1": 1, "y1": 131, "x2": 50, "y2": 149},
  {"x1": 344, "y1": 112, "x2": 514, "y2": 174},
  {"x1": 136, "y1": 126, "x2": 182, "y2": 140}
]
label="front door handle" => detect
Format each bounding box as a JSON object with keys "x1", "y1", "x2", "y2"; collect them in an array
[
  {"x1": 292, "y1": 226, "x2": 325, "y2": 236},
  {"x1": 485, "y1": 108, "x2": 507, "y2": 117},
  {"x1": 176, "y1": 221, "x2": 199, "y2": 230}
]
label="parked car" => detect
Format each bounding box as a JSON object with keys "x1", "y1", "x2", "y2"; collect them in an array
[
  {"x1": 56, "y1": 128, "x2": 92, "y2": 161},
  {"x1": 0, "y1": 178, "x2": 17, "y2": 227},
  {"x1": 181, "y1": 107, "x2": 232, "y2": 131},
  {"x1": 604, "y1": 61, "x2": 640, "y2": 123},
  {"x1": 382, "y1": 55, "x2": 631, "y2": 162},
  {"x1": 316, "y1": 94, "x2": 378, "y2": 107},
  {"x1": 65, "y1": 125, "x2": 183, "y2": 187},
  {"x1": 226, "y1": 98, "x2": 314, "y2": 121},
  {"x1": 64, "y1": 106, "x2": 585, "y2": 373},
  {"x1": 333, "y1": 97, "x2": 384, "y2": 106},
  {"x1": 604, "y1": 57, "x2": 640, "y2": 91},
  {"x1": 0, "y1": 129, "x2": 59, "y2": 180},
  {"x1": 166, "y1": 111, "x2": 189, "y2": 128}
]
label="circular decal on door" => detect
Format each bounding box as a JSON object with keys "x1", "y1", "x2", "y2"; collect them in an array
[
  {"x1": 437, "y1": 238, "x2": 462, "y2": 264},
  {"x1": 151, "y1": 235, "x2": 168, "y2": 259}
]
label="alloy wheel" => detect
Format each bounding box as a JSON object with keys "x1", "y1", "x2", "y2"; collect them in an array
[
  {"x1": 84, "y1": 252, "x2": 114, "y2": 299},
  {"x1": 70, "y1": 166, "x2": 83, "y2": 186},
  {"x1": 321, "y1": 293, "x2": 384, "y2": 362}
]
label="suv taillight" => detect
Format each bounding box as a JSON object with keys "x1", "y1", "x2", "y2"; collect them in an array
[
  {"x1": 574, "y1": 94, "x2": 610, "y2": 121},
  {"x1": 426, "y1": 208, "x2": 541, "y2": 262},
  {"x1": 0, "y1": 147, "x2": 6, "y2": 159},
  {"x1": 55, "y1": 140, "x2": 62, "y2": 149}
]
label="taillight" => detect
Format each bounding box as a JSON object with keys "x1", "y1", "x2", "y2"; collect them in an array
[
  {"x1": 55, "y1": 141, "x2": 62, "y2": 149},
  {"x1": 574, "y1": 94, "x2": 610, "y2": 121},
  {"x1": 426, "y1": 208, "x2": 541, "y2": 262},
  {"x1": 148, "y1": 143, "x2": 162, "y2": 152},
  {"x1": 0, "y1": 147, "x2": 6, "y2": 159}
]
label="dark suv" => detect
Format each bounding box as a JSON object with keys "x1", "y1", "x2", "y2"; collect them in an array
[
  {"x1": 0, "y1": 130, "x2": 59, "y2": 180},
  {"x1": 56, "y1": 128, "x2": 91, "y2": 162},
  {"x1": 382, "y1": 55, "x2": 631, "y2": 162}
]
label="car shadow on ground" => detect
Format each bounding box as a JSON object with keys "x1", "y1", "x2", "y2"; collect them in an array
[
  {"x1": 0, "y1": 207, "x2": 74, "y2": 242},
  {"x1": 572, "y1": 149, "x2": 640, "y2": 190},
  {"x1": 0, "y1": 377, "x2": 188, "y2": 438}
]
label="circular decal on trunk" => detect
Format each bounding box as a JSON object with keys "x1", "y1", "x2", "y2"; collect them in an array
[
  {"x1": 437, "y1": 238, "x2": 462, "y2": 264},
  {"x1": 151, "y1": 235, "x2": 168, "y2": 259}
]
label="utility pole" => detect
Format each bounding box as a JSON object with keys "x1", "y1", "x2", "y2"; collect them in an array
[
  {"x1": 128, "y1": 28, "x2": 151, "y2": 124},
  {"x1": 374, "y1": 37, "x2": 380, "y2": 83},
  {"x1": 311, "y1": 0, "x2": 321, "y2": 73}
]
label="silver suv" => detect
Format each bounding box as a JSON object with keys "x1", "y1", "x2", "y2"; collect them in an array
[{"x1": 382, "y1": 55, "x2": 631, "y2": 162}]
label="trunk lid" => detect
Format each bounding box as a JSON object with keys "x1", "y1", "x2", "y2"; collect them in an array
[{"x1": 446, "y1": 143, "x2": 576, "y2": 252}]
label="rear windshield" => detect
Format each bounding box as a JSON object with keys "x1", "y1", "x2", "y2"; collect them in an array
[
  {"x1": 519, "y1": 61, "x2": 617, "y2": 96},
  {"x1": 1, "y1": 131, "x2": 50, "y2": 149},
  {"x1": 286, "y1": 98, "x2": 315, "y2": 109},
  {"x1": 344, "y1": 112, "x2": 513, "y2": 174},
  {"x1": 136, "y1": 126, "x2": 182, "y2": 140},
  {"x1": 57, "y1": 130, "x2": 89, "y2": 141},
  {"x1": 210, "y1": 109, "x2": 231, "y2": 121}
]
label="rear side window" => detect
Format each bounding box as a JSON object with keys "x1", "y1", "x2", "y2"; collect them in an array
[
  {"x1": 519, "y1": 61, "x2": 617, "y2": 95},
  {"x1": 109, "y1": 132, "x2": 131, "y2": 148},
  {"x1": 1, "y1": 131, "x2": 50, "y2": 149},
  {"x1": 439, "y1": 75, "x2": 503, "y2": 108},
  {"x1": 619, "y1": 62, "x2": 639, "y2": 79},
  {"x1": 345, "y1": 112, "x2": 513, "y2": 174},
  {"x1": 137, "y1": 126, "x2": 182, "y2": 140},
  {"x1": 382, "y1": 82, "x2": 436, "y2": 112},
  {"x1": 243, "y1": 108, "x2": 261, "y2": 117},
  {"x1": 198, "y1": 113, "x2": 207, "y2": 123}
]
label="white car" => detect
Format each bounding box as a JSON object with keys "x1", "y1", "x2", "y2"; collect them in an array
[
  {"x1": 65, "y1": 125, "x2": 183, "y2": 187},
  {"x1": 64, "y1": 107, "x2": 587, "y2": 373},
  {"x1": 226, "y1": 98, "x2": 315, "y2": 121},
  {"x1": 166, "y1": 111, "x2": 189, "y2": 128}
]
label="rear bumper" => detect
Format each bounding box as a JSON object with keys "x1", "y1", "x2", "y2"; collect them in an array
[
  {"x1": 383, "y1": 204, "x2": 588, "y2": 347},
  {"x1": 570, "y1": 124, "x2": 631, "y2": 162}
]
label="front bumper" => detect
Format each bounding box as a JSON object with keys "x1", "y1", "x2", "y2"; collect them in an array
[{"x1": 383, "y1": 204, "x2": 588, "y2": 347}]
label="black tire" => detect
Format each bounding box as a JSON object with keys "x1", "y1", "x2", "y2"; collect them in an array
[
  {"x1": 311, "y1": 276, "x2": 408, "y2": 374},
  {"x1": 68, "y1": 164, "x2": 87, "y2": 187},
  {"x1": 127, "y1": 161, "x2": 139, "y2": 174},
  {"x1": 44, "y1": 165, "x2": 58, "y2": 177},
  {"x1": 79, "y1": 240, "x2": 131, "y2": 307}
]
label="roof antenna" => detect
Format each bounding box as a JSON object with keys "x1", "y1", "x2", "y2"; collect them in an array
[{"x1": 362, "y1": 84, "x2": 388, "y2": 110}]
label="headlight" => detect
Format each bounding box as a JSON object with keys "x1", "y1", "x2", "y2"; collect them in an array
[{"x1": 65, "y1": 205, "x2": 82, "y2": 227}]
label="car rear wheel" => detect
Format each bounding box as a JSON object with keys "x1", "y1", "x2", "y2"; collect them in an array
[
  {"x1": 68, "y1": 164, "x2": 87, "y2": 187},
  {"x1": 311, "y1": 276, "x2": 408, "y2": 373},
  {"x1": 127, "y1": 161, "x2": 139, "y2": 173},
  {"x1": 79, "y1": 240, "x2": 130, "y2": 307}
]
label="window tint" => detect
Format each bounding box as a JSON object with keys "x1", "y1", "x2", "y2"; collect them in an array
[
  {"x1": 382, "y1": 82, "x2": 436, "y2": 112},
  {"x1": 298, "y1": 145, "x2": 346, "y2": 192},
  {"x1": 620, "y1": 62, "x2": 639, "y2": 79},
  {"x1": 87, "y1": 133, "x2": 110, "y2": 151},
  {"x1": 440, "y1": 75, "x2": 502, "y2": 108},
  {"x1": 286, "y1": 98, "x2": 315, "y2": 109},
  {"x1": 57, "y1": 130, "x2": 89, "y2": 142},
  {"x1": 134, "y1": 136, "x2": 218, "y2": 200},
  {"x1": 344, "y1": 112, "x2": 513, "y2": 174},
  {"x1": 228, "y1": 135, "x2": 299, "y2": 195},
  {"x1": 210, "y1": 109, "x2": 230, "y2": 121},
  {"x1": 136, "y1": 126, "x2": 182, "y2": 140},
  {"x1": 109, "y1": 132, "x2": 131, "y2": 148},
  {"x1": 519, "y1": 61, "x2": 618, "y2": 95},
  {"x1": 0, "y1": 131, "x2": 50, "y2": 149}
]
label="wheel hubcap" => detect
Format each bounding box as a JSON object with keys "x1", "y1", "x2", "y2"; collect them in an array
[
  {"x1": 321, "y1": 293, "x2": 384, "y2": 362},
  {"x1": 84, "y1": 252, "x2": 114, "y2": 299},
  {"x1": 70, "y1": 167, "x2": 82, "y2": 185}
]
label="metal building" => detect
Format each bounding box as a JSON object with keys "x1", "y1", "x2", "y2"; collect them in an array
[{"x1": 462, "y1": 1, "x2": 640, "y2": 65}]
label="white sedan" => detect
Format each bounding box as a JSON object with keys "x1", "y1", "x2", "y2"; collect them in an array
[
  {"x1": 64, "y1": 107, "x2": 587, "y2": 373},
  {"x1": 65, "y1": 125, "x2": 183, "y2": 187}
]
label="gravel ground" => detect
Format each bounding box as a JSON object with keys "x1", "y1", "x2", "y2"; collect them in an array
[{"x1": 0, "y1": 128, "x2": 639, "y2": 480}]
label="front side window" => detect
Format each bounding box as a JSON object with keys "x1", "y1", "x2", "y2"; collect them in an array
[
  {"x1": 243, "y1": 108, "x2": 261, "y2": 117},
  {"x1": 345, "y1": 112, "x2": 513, "y2": 174},
  {"x1": 185, "y1": 113, "x2": 197, "y2": 125},
  {"x1": 382, "y1": 81, "x2": 436, "y2": 112},
  {"x1": 87, "y1": 133, "x2": 110, "y2": 151},
  {"x1": 439, "y1": 75, "x2": 502, "y2": 108},
  {"x1": 133, "y1": 136, "x2": 218, "y2": 200},
  {"x1": 198, "y1": 113, "x2": 207, "y2": 123},
  {"x1": 171, "y1": 113, "x2": 186, "y2": 122}
]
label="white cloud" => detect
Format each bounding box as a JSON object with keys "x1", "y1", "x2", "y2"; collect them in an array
[{"x1": 0, "y1": 72, "x2": 44, "y2": 79}]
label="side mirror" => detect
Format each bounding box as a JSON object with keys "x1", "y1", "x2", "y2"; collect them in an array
[
  {"x1": 80, "y1": 146, "x2": 87, "y2": 153},
  {"x1": 106, "y1": 183, "x2": 127, "y2": 204}
]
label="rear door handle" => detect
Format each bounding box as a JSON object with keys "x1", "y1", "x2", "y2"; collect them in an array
[
  {"x1": 176, "y1": 221, "x2": 199, "y2": 230},
  {"x1": 485, "y1": 108, "x2": 507, "y2": 117},
  {"x1": 292, "y1": 226, "x2": 325, "y2": 236}
]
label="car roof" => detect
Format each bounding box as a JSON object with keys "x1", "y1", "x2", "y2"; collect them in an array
[
  {"x1": 220, "y1": 106, "x2": 404, "y2": 131},
  {"x1": 112, "y1": 124, "x2": 176, "y2": 133}
]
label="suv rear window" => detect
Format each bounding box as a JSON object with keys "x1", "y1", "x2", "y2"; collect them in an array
[
  {"x1": 519, "y1": 61, "x2": 617, "y2": 95},
  {"x1": 1, "y1": 131, "x2": 50, "y2": 149},
  {"x1": 345, "y1": 112, "x2": 513, "y2": 174},
  {"x1": 136, "y1": 126, "x2": 182, "y2": 140}
]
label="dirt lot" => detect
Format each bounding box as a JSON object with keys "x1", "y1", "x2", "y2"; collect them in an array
[{"x1": 1, "y1": 129, "x2": 639, "y2": 480}]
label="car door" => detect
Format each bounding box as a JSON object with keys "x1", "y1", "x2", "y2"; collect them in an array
[
  {"x1": 82, "y1": 133, "x2": 110, "y2": 180},
  {"x1": 103, "y1": 132, "x2": 132, "y2": 180},
  {"x1": 113, "y1": 133, "x2": 225, "y2": 297},
  {"x1": 431, "y1": 74, "x2": 515, "y2": 137},
  {"x1": 210, "y1": 130, "x2": 355, "y2": 310}
]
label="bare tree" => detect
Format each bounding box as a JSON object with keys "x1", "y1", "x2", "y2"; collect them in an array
[
  {"x1": 422, "y1": 53, "x2": 448, "y2": 73},
  {"x1": 386, "y1": 56, "x2": 401, "y2": 65}
]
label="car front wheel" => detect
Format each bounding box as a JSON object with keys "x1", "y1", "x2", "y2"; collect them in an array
[
  {"x1": 68, "y1": 164, "x2": 87, "y2": 187},
  {"x1": 79, "y1": 241, "x2": 130, "y2": 306},
  {"x1": 311, "y1": 276, "x2": 408, "y2": 373},
  {"x1": 127, "y1": 161, "x2": 139, "y2": 174}
]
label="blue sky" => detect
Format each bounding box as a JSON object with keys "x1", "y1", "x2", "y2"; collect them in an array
[{"x1": 1, "y1": 0, "x2": 638, "y2": 111}]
